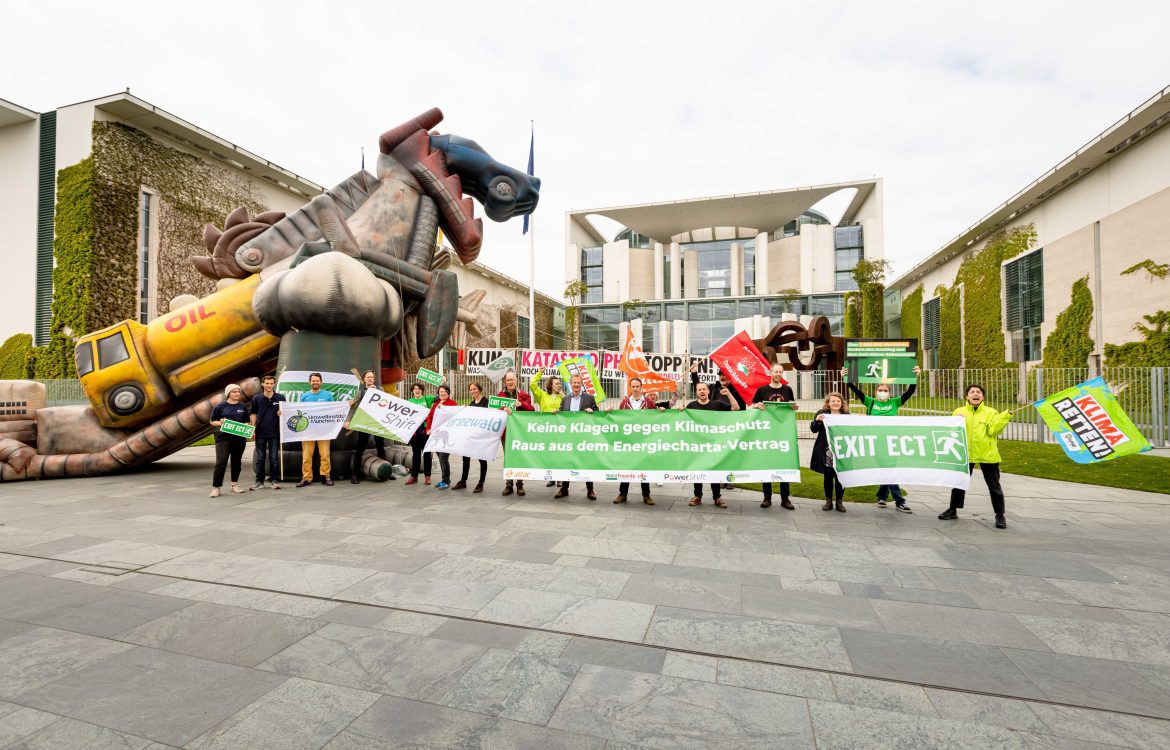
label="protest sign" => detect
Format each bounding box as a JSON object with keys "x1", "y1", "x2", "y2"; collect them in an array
[
  {"x1": 481, "y1": 352, "x2": 517, "y2": 384},
  {"x1": 220, "y1": 419, "x2": 255, "y2": 439},
  {"x1": 823, "y1": 415, "x2": 970, "y2": 490},
  {"x1": 846, "y1": 339, "x2": 918, "y2": 385},
  {"x1": 416, "y1": 368, "x2": 444, "y2": 387},
  {"x1": 503, "y1": 407, "x2": 799, "y2": 482},
  {"x1": 279, "y1": 401, "x2": 349, "y2": 442},
  {"x1": 465, "y1": 348, "x2": 510, "y2": 375},
  {"x1": 488, "y1": 395, "x2": 517, "y2": 410},
  {"x1": 348, "y1": 387, "x2": 428, "y2": 442},
  {"x1": 709, "y1": 331, "x2": 773, "y2": 402},
  {"x1": 558, "y1": 355, "x2": 607, "y2": 402},
  {"x1": 424, "y1": 405, "x2": 505, "y2": 461},
  {"x1": 1034, "y1": 377, "x2": 1151, "y2": 463},
  {"x1": 520, "y1": 350, "x2": 596, "y2": 379},
  {"x1": 277, "y1": 371, "x2": 359, "y2": 401}
]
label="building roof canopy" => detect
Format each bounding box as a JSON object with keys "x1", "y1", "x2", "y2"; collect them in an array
[
  {"x1": 570, "y1": 180, "x2": 877, "y2": 245},
  {"x1": 0, "y1": 97, "x2": 37, "y2": 128}
]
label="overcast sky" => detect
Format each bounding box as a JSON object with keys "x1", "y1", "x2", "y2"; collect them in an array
[{"x1": 6, "y1": 0, "x2": 1169, "y2": 299}]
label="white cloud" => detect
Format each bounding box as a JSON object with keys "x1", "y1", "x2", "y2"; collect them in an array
[{"x1": 4, "y1": 0, "x2": 1168, "y2": 298}]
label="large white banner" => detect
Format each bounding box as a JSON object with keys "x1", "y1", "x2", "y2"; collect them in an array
[
  {"x1": 424, "y1": 405, "x2": 505, "y2": 461},
  {"x1": 280, "y1": 401, "x2": 350, "y2": 442},
  {"x1": 348, "y1": 388, "x2": 428, "y2": 442}
]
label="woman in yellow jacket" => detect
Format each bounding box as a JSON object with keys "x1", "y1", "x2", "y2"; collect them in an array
[
  {"x1": 938, "y1": 384, "x2": 1015, "y2": 529},
  {"x1": 530, "y1": 372, "x2": 564, "y2": 486}
]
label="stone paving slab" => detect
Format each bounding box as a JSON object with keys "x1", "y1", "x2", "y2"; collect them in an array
[{"x1": 0, "y1": 447, "x2": 1169, "y2": 747}]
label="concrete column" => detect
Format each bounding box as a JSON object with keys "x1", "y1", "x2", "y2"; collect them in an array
[
  {"x1": 684, "y1": 249, "x2": 699, "y2": 299},
  {"x1": 672, "y1": 319, "x2": 689, "y2": 353},
  {"x1": 755, "y1": 232, "x2": 769, "y2": 295},
  {"x1": 669, "y1": 242, "x2": 681, "y2": 299},
  {"x1": 658, "y1": 320, "x2": 671, "y2": 353},
  {"x1": 730, "y1": 242, "x2": 744, "y2": 297},
  {"x1": 653, "y1": 242, "x2": 665, "y2": 300}
]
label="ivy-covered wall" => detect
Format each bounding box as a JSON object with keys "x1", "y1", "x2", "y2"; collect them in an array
[
  {"x1": 1042, "y1": 276, "x2": 1094, "y2": 368},
  {"x1": 30, "y1": 123, "x2": 269, "y2": 377},
  {"x1": 843, "y1": 291, "x2": 860, "y2": 337},
  {"x1": 861, "y1": 284, "x2": 884, "y2": 337},
  {"x1": 937, "y1": 284, "x2": 963, "y2": 368},
  {"x1": 900, "y1": 285, "x2": 923, "y2": 366},
  {"x1": 0, "y1": 334, "x2": 35, "y2": 379}
]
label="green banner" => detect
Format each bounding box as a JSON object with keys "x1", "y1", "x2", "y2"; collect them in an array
[
  {"x1": 1034, "y1": 376, "x2": 1151, "y2": 463},
  {"x1": 846, "y1": 339, "x2": 918, "y2": 385},
  {"x1": 503, "y1": 408, "x2": 799, "y2": 482},
  {"x1": 822, "y1": 415, "x2": 971, "y2": 489},
  {"x1": 416, "y1": 368, "x2": 444, "y2": 387},
  {"x1": 219, "y1": 419, "x2": 255, "y2": 439},
  {"x1": 488, "y1": 396, "x2": 517, "y2": 410}
]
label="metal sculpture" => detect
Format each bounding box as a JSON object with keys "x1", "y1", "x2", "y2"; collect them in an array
[{"x1": 0, "y1": 109, "x2": 538, "y2": 481}]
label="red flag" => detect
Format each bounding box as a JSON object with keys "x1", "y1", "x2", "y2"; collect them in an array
[{"x1": 708, "y1": 331, "x2": 774, "y2": 402}]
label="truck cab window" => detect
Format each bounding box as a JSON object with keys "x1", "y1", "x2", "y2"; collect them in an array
[
  {"x1": 75, "y1": 343, "x2": 95, "y2": 377},
  {"x1": 97, "y1": 332, "x2": 130, "y2": 368}
]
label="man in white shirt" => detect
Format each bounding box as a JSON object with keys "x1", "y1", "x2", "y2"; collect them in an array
[{"x1": 554, "y1": 375, "x2": 598, "y2": 500}]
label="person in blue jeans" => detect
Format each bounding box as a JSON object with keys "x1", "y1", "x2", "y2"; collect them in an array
[
  {"x1": 250, "y1": 374, "x2": 286, "y2": 490},
  {"x1": 842, "y1": 365, "x2": 921, "y2": 512}
]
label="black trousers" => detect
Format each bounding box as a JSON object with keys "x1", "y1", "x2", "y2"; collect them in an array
[
  {"x1": 409, "y1": 430, "x2": 429, "y2": 478},
  {"x1": 761, "y1": 482, "x2": 790, "y2": 501},
  {"x1": 559, "y1": 481, "x2": 594, "y2": 494},
  {"x1": 437, "y1": 453, "x2": 451, "y2": 483},
  {"x1": 949, "y1": 463, "x2": 1006, "y2": 516},
  {"x1": 352, "y1": 431, "x2": 386, "y2": 477},
  {"x1": 822, "y1": 470, "x2": 844, "y2": 501},
  {"x1": 693, "y1": 482, "x2": 721, "y2": 499},
  {"x1": 461, "y1": 456, "x2": 487, "y2": 485},
  {"x1": 618, "y1": 482, "x2": 651, "y2": 497},
  {"x1": 213, "y1": 438, "x2": 246, "y2": 487}
]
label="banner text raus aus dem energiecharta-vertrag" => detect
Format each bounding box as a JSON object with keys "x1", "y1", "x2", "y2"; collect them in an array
[{"x1": 502, "y1": 408, "x2": 800, "y2": 483}]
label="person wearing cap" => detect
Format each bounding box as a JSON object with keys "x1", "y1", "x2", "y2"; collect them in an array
[{"x1": 209, "y1": 383, "x2": 251, "y2": 497}]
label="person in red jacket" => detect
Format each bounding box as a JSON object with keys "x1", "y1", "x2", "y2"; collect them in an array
[
  {"x1": 424, "y1": 384, "x2": 459, "y2": 488},
  {"x1": 498, "y1": 370, "x2": 535, "y2": 497},
  {"x1": 614, "y1": 377, "x2": 661, "y2": 506}
]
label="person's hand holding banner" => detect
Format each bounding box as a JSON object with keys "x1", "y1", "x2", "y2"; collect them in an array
[{"x1": 348, "y1": 388, "x2": 429, "y2": 442}]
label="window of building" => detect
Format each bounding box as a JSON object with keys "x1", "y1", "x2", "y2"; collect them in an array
[
  {"x1": 580, "y1": 246, "x2": 603, "y2": 304},
  {"x1": 680, "y1": 238, "x2": 755, "y2": 299},
  {"x1": 685, "y1": 300, "x2": 736, "y2": 355},
  {"x1": 138, "y1": 190, "x2": 154, "y2": 323},
  {"x1": 1005, "y1": 249, "x2": 1044, "y2": 361},
  {"x1": 809, "y1": 295, "x2": 845, "y2": 335},
  {"x1": 744, "y1": 243, "x2": 756, "y2": 295},
  {"x1": 662, "y1": 253, "x2": 672, "y2": 300},
  {"x1": 922, "y1": 296, "x2": 941, "y2": 369},
  {"x1": 833, "y1": 224, "x2": 864, "y2": 292},
  {"x1": 517, "y1": 315, "x2": 530, "y2": 347},
  {"x1": 580, "y1": 305, "x2": 621, "y2": 350}
]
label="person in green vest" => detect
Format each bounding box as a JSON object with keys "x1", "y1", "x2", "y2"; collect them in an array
[
  {"x1": 842, "y1": 365, "x2": 921, "y2": 513},
  {"x1": 404, "y1": 383, "x2": 436, "y2": 485},
  {"x1": 529, "y1": 372, "x2": 564, "y2": 487},
  {"x1": 938, "y1": 384, "x2": 1015, "y2": 529}
]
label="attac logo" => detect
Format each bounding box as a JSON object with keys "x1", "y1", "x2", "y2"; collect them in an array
[{"x1": 1053, "y1": 394, "x2": 1129, "y2": 459}]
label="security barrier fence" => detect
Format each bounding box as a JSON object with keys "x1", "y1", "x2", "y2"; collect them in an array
[{"x1": 38, "y1": 364, "x2": 1168, "y2": 447}]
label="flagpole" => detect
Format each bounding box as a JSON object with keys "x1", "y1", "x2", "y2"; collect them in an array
[{"x1": 527, "y1": 120, "x2": 536, "y2": 351}]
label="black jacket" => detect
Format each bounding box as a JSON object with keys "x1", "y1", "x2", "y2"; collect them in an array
[
  {"x1": 559, "y1": 391, "x2": 598, "y2": 412},
  {"x1": 809, "y1": 408, "x2": 833, "y2": 474}
]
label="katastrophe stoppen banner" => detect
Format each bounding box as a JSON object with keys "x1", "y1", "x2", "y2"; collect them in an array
[
  {"x1": 845, "y1": 339, "x2": 918, "y2": 385},
  {"x1": 503, "y1": 408, "x2": 800, "y2": 483},
  {"x1": 1034, "y1": 376, "x2": 1151, "y2": 463},
  {"x1": 823, "y1": 415, "x2": 971, "y2": 490}
]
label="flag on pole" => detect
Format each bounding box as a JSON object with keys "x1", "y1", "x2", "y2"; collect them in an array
[
  {"x1": 522, "y1": 124, "x2": 534, "y2": 235},
  {"x1": 619, "y1": 328, "x2": 676, "y2": 392},
  {"x1": 1034, "y1": 377, "x2": 1152, "y2": 463},
  {"x1": 708, "y1": 331, "x2": 774, "y2": 403}
]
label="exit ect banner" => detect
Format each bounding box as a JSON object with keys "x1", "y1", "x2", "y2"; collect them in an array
[{"x1": 846, "y1": 338, "x2": 918, "y2": 385}]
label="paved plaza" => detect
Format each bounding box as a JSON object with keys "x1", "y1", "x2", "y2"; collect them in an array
[{"x1": 1, "y1": 447, "x2": 1169, "y2": 748}]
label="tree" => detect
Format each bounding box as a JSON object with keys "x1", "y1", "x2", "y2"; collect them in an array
[
  {"x1": 563, "y1": 280, "x2": 588, "y2": 349},
  {"x1": 851, "y1": 259, "x2": 892, "y2": 338},
  {"x1": 843, "y1": 292, "x2": 860, "y2": 337}
]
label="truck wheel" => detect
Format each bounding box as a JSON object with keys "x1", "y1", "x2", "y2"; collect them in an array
[{"x1": 108, "y1": 384, "x2": 145, "y2": 416}]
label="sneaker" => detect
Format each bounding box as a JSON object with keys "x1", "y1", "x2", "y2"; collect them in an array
[
  {"x1": 230, "y1": 484, "x2": 245, "y2": 494},
  {"x1": 436, "y1": 481, "x2": 450, "y2": 489},
  {"x1": 296, "y1": 480, "x2": 311, "y2": 488},
  {"x1": 938, "y1": 508, "x2": 958, "y2": 520},
  {"x1": 895, "y1": 503, "x2": 913, "y2": 514},
  {"x1": 473, "y1": 484, "x2": 484, "y2": 493},
  {"x1": 995, "y1": 515, "x2": 1007, "y2": 529},
  {"x1": 876, "y1": 498, "x2": 888, "y2": 508},
  {"x1": 761, "y1": 498, "x2": 772, "y2": 508},
  {"x1": 425, "y1": 476, "x2": 432, "y2": 486},
  {"x1": 209, "y1": 487, "x2": 221, "y2": 497},
  {"x1": 822, "y1": 500, "x2": 833, "y2": 511},
  {"x1": 250, "y1": 482, "x2": 264, "y2": 491}
]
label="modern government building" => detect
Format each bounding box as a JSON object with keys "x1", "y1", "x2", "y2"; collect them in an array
[{"x1": 564, "y1": 180, "x2": 884, "y2": 355}]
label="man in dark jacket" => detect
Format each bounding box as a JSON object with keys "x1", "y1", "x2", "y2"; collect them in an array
[
  {"x1": 554, "y1": 374, "x2": 598, "y2": 500},
  {"x1": 249, "y1": 375, "x2": 285, "y2": 490}
]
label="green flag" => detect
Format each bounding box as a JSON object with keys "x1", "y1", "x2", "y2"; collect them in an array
[
  {"x1": 503, "y1": 407, "x2": 799, "y2": 483},
  {"x1": 823, "y1": 415, "x2": 971, "y2": 489},
  {"x1": 1034, "y1": 376, "x2": 1151, "y2": 463},
  {"x1": 557, "y1": 355, "x2": 606, "y2": 403}
]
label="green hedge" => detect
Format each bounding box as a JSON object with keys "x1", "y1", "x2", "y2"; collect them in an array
[
  {"x1": 843, "y1": 291, "x2": 860, "y2": 337},
  {"x1": 1042, "y1": 276, "x2": 1093, "y2": 368},
  {"x1": 1106, "y1": 311, "x2": 1170, "y2": 367},
  {"x1": 0, "y1": 334, "x2": 35, "y2": 379},
  {"x1": 861, "y1": 284, "x2": 884, "y2": 337}
]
